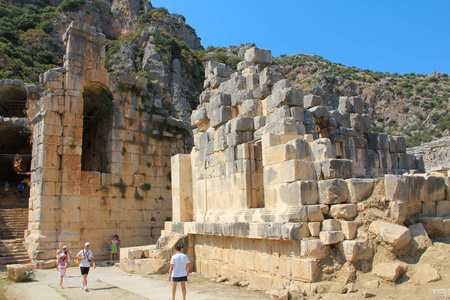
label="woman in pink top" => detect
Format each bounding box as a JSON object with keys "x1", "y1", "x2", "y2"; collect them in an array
[{"x1": 57, "y1": 253, "x2": 67, "y2": 288}]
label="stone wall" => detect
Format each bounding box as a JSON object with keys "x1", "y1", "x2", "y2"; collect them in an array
[
  {"x1": 24, "y1": 22, "x2": 191, "y2": 266},
  {"x1": 127, "y1": 47, "x2": 450, "y2": 290}
]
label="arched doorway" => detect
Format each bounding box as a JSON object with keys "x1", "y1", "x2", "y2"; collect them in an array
[
  {"x1": 0, "y1": 83, "x2": 30, "y2": 208},
  {"x1": 81, "y1": 82, "x2": 113, "y2": 173}
]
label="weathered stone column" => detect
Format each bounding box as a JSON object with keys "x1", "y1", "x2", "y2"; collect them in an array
[{"x1": 171, "y1": 154, "x2": 193, "y2": 222}]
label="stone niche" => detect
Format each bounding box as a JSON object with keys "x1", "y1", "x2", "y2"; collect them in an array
[
  {"x1": 24, "y1": 22, "x2": 192, "y2": 266},
  {"x1": 120, "y1": 47, "x2": 450, "y2": 291}
]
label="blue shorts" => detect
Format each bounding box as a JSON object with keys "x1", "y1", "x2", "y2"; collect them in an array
[{"x1": 172, "y1": 276, "x2": 187, "y2": 282}]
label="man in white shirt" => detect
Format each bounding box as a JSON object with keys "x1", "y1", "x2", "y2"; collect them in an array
[
  {"x1": 76, "y1": 242, "x2": 96, "y2": 291},
  {"x1": 168, "y1": 245, "x2": 190, "y2": 300}
]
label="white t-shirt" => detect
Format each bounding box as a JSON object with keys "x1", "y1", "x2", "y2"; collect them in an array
[
  {"x1": 170, "y1": 253, "x2": 190, "y2": 278},
  {"x1": 77, "y1": 249, "x2": 94, "y2": 267}
]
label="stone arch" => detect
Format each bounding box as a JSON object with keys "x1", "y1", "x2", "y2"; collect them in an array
[
  {"x1": 81, "y1": 81, "x2": 114, "y2": 172},
  {"x1": 0, "y1": 81, "x2": 31, "y2": 204},
  {"x1": 0, "y1": 80, "x2": 28, "y2": 117}
]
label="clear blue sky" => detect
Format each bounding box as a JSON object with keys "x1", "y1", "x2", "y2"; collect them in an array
[{"x1": 150, "y1": 0, "x2": 449, "y2": 75}]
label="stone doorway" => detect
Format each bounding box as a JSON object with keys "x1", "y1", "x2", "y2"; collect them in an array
[{"x1": 81, "y1": 82, "x2": 113, "y2": 173}]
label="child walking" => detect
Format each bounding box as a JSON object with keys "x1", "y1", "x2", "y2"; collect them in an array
[
  {"x1": 107, "y1": 235, "x2": 120, "y2": 261},
  {"x1": 57, "y1": 253, "x2": 67, "y2": 288}
]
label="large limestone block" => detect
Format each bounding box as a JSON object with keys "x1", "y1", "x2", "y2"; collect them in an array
[
  {"x1": 339, "y1": 240, "x2": 373, "y2": 262},
  {"x1": 308, "y1": 222, "x2": 321, "y2": 237},
  {"x1": 278, "y1": 180, "x2": 319, "y2": 206},
  {"x1": 191, "y1": 106, "x2": 208, "y2": 126},
  {"x1": 266, "y1": 105, "x2": 291, "y2": 124},
  {"x1": 346, "y1": 178, "x2": 374, "y2": 203},
  {"x1": 260, "y1": 67, "x2": 284, "y2": 87},
  {"x1": 231, "y1": 89, "x2": 253, "y2": 107},
  {"x1": 230, "y1": 116, "x2": 254, "y2": 132},
  {"x1": 280, "y1": 159, "x2": 316, "y2": 182},
  {"x1": 389, "y1": 201, "x2": 407, "y2": 224},
  {"x1": 408, "y1": 223, "x2": 432, "y2": 255},
  {"x1": 369, "y1": 221, "x2": 411, "y2": 251},
  {"x1": 6, "y1": 264, "x2": 34, "y2": 282},
  {"x1": 416, "y1": 217, "x2": 444, "y2": 237},
  {"x1": 241, "y1": 99, "x2": 261, "y2": 117},
  {"x1": 436, "y1": 200, "x2": 450, "y2": 217},
  {"x1": 408, "y1": 264, "x2": 441, "y2": 283},
  {"x1": 263, "y1": 144, "x2": 297, "y2": 166},
  {"x1": 421, "y1": 176, "x2": 446, "y2": 202},
  {"x1": 372, "y1": 262, "x2": 405, "y2": 282},
  {"x1": 272, "y1": 79, "x2": 291, "y2": 92},
  {"x1": 319, "y1": 231, "x2": 344, "y2": 245},
  {"x1": 307, "y1": 205, "x2": 324, "y2": 222},
  {"x1": 210, "y1": 106, "x2": 232, "y2": 128},
  {"x1": 301, "y1": 239, "x2": 328, "y2": 259},
  {"x1": 281, "y1": 222, "x2": 310, "y2": 240},
  {"x1": 290, "y1": 258, "x2": 320, "y2": 282},
  {"x1": 318, "y1": 179, "x2": 348, "y2": 204},
  {"x1": 340, "y1": 220, "x2": 358, "y2": 239},
  {"x1": 385, "y1": 175, "x2": 422, "y2": 202},
  {"x1": 389, "y1": 136, "x2": 407, "y2": 153},
  {"x1": 209, "y1": 93, "x2": 232, "y2": 110},
  {"x1": 303, "y1": 95, "x2": 323, "y2": 109},
  {"x1": 311, "y1": 138, "x2": 336, "y2": 161},
  {"x1": 349, "y1": 97, "x2": 364, "y2": 114},
  {"x1": 255, "y1": 117, "x2": 299, "y2": 139},
  {"x1": 266, "y1": 87, "x2": 303, "y2": 113},
  {"x1": 322, "y1": 219, "x2": 341, "y2": 231},
  {"x1": 287, "y1": 139, "x2": 312, "y2": 161},
  {"x1": 244, "y1": 47, "x2": 272, "y2": 65},
  {"x1": 320, "y1": 159, "x2": 353, "y2": 179},
  {"x1": 329, "y1": 204, "x2": 357, "y2": 219}
]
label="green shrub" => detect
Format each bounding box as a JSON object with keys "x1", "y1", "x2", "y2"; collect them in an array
[
  {"x1": 411, "y1": 99, "x2": 420, "y2": 106},
  {"x1": 372, "y1": 126, "x2": 385, "y2": 132},
  {"x1": 430, "y1": 113, "x2": 440, "y2": 124},
  {"x1": 401, "y1": 106, "x2": 410, "y2": 113},
  {"x1": 57, "y1": 0, "x2": 86, "y2": 12}
]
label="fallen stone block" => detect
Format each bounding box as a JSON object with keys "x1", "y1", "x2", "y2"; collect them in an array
[
  {"x1": 372, "y1": 262, "x2": 405, "y2": 282},
  {"x1": 389, "y1": 201, "x2": 407, "y2": 224},
  {"x1": 290, "y1": 258, "x2": 320, "y2": 282},
  {"x1": 416, "y1": 217, "x2": 444, "y2": 237},
  {"x1": 6, "y1": 264, "x2": 34, "y2": 282},
  {"x1": 408, "y1": 264, "x2": 441, "y2": 283},
  {"x1": 339, "y1": 240, "x2": 373, "y2": 262},
  {"x1": 408, "y1": 223, "x2": 432, "y2": 256},
  {"x1": 369, "y1": 221, "x2": 411, "y2": 251},
  {"x1": 433, "y1": 289, "x2": 450, "y2": 300},
  {"x1": 319, "y1": 231, "x2": 344, "y2": 245}
]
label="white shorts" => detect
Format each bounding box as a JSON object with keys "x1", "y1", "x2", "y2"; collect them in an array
[{"x1": 59, "y1": 268, "x2": 66, "y2": 276}]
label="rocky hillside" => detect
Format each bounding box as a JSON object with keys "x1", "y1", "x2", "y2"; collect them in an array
[
  {"x1": 1, "y1": 0, "x2": 449, "y2": 143},
  {"x1": 273, "y1": 54, "x2": 450, "y2": 147},
  {"x1": 0, "y1": 0, "x2": 205, "y2": 122}
]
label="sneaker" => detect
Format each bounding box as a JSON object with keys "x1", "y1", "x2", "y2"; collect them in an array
[
  {"x1": 81, "y1": 285, "x2": 85, "y2": 290},
  {"x1": 85, "y1": 286, "x2": 89, "y2": 292}
]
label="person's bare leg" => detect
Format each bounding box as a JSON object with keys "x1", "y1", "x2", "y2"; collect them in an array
[
  {"x1": 171, "y1": 281, "x2": 177, "y2": 300},
  {"x1": 110, "y1": 253, "x2": 112, "y2": 261},
  {"x1": 181, "y1": 281, "x2": 187, "y2": 300},
  {"x1": 60, "y1": 275, "x2": 63, "y2": 287}
]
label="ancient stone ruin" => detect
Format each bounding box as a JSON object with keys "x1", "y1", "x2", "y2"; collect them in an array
[
  {"x1": 121, "y1": 47, "x2": 450, "y2": 292},
  {"x1": 23, "y1": 22, "x2": 191, "y2": 266}
]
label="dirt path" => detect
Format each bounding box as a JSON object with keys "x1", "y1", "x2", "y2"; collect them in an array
[{"x1": 3, "y1": 264, "x2": 269, "y2": 300}]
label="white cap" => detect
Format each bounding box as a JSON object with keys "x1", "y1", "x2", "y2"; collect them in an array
[
  {"x1": 85, "y1": 242, "x2": 90, "y2": 246},
  {"x1": 63, "y1": 245, "x2": 68, "y2": 249},
  {"x1": 60, "y1": 253, "x2": 66, "y2": 257}
]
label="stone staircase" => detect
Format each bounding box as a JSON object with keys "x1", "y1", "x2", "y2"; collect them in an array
[{"x1": 0, "y1": 208, "x2": 31, "y2": 269}]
